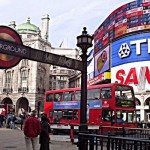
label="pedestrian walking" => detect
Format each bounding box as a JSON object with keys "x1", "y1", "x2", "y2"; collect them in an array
[
  {"x1": 19, "y1": 113, "x2": 25, "y2": 130},
  {"x1": 0, "y1": 114, "x2": 3, "y2": 128},
  {"x1": 6, "y1": 113, "x2": 12, "y2": 128},
  {"x1": 10, "y1": 114, "x2": 16, "y2": 129},
  {"x1": 23, "y1": 110, "x2": 41, "y2": 150},
  {"x1": 39, "y1": 115, "x2": 51, "y2": 150}
]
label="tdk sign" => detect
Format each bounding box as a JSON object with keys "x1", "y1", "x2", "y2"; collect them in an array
[
  {"x1": 112, "y1": 32, "x2": 150, "y2": 67},
  {"x1": 118, "y1": 43, "x2": 130, "y2": 58}
]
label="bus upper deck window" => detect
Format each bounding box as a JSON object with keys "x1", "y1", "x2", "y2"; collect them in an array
[
  {"x1": 54, "y1": 93, "x2": 62, "y2": 101},
  {"x1": 87, "y1": 88, "x2": 100, "y2": 100},
  {"x1": 75, "y1": 91, "x2": 81, "y2": 101},
  {"x1": 46, "y1": 94, "x2": 53, "y2": 102},
  {"x1": 101, "y1": 88, "x2": 112, "y2": 99},
  {"x1": 64, "y1": 91, "x2": 74, "y2": 101}
]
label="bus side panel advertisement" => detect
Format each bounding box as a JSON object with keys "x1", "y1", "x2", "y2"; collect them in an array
[{"x1": 54, "y1": 100, "x2": 102, "y2": 109}]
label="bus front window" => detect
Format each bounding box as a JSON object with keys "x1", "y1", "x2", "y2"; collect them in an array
[
  {"x1": 53, "y1": 110, "x2": 62, "y2": 123},
  {"x1": 115, "y1": 85, "x2": 135, "y2": 107}
]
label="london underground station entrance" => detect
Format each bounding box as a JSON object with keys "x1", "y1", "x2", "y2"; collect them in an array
[{"x1": 0, "y1": 25, "x2": 83, "y2": 114}]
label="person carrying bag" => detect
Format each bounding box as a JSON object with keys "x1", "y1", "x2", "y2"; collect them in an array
[{"x1": 39, "y1": 115, "x2": 51, "y2": 150}]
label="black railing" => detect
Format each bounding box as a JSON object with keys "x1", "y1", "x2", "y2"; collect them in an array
[
  {"x1": 99, "y1": 126, "x2": 150, "y2": 139},
  {"x1": 78, "y1": 133, "x2": 150, "y2": 150}
]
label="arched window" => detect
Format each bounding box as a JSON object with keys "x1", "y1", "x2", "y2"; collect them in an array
[
  {"x1": 145, "y1": 97, "x2": 150, "y2": 106},
  {"x1": 135, "y1": 98, "x2": 141, "y2": 106}
]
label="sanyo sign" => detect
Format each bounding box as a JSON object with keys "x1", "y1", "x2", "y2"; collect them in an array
[
  {"x1": 112, "y1": 32, "x2": 150, "y2": 68},
  {"x1": 111, "y1": 62, "x2": 150, "y2": 92}
]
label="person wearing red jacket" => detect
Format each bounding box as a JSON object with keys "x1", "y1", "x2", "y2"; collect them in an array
[{"x1": 24, "y1": 110, "x2": 41, "y2": 150}]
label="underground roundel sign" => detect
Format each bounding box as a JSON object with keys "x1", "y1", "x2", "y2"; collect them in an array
[{"x1": 0, "y1": 26, "x2": 22, "y2": 69}]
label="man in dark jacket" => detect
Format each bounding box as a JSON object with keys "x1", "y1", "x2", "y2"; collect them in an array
[{"x1": 24, "y1": 110, "x2": 41, "y2": 150}]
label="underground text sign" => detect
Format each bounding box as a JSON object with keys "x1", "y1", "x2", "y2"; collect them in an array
[{"x1": 0, "y1": 39, "x2": 83, "y2": 71}]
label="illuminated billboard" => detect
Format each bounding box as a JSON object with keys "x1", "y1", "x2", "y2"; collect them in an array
[
  {"x1": 112, "y1": 32, "x2": 150, "y2": 67},
  {"x1": 94, "y1": 45, "x2": 110, "y2": 77},
  {"x1": 111, "y1": 32, "x2": 150, "y2": 93},
  {"x1": 111, "y1": 61, "x2": 150, "y2": 93},
  {"x1": 94, "y1": 0, "x2": 150, "y2": 55}
]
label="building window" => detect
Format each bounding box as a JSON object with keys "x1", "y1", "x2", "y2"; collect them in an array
[
  {"x1": 21, "y1": 69, "x2": 28, "y2": 88},
  {"x1": 21, "y1": 59, "x2": 28, "y2": 66},
  {"x1": 60, "y1": 76, "x2": 65, "y2": 80},
  {"x1": 27, "y1": 35, "x2": 32, "y2": 38},
  {"x1": 53, "y1": 65, "x2": 57, "y2": 69},
  {"x1": 60, "y1": 70, "x2": 65, "y2": 74},
  {"x1": 37, "y1": 66, "x2": 46, "y2": 93},
  {"x1": 60, "y1": 81, "x2": 66, "y2": 89},
  {"x1": 5, "y1": 71, "x2": 11, "y2": 89}
]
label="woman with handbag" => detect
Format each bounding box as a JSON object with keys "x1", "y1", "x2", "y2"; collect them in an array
[{"x1": 39, "y1": 115, "x2": 51, "y2": 150}]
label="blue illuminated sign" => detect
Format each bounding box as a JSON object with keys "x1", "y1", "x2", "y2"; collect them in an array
[
  {"x1": 54, "y1": 100, "x2": 102, "y2": 109},
  {"x1": 112, "y1": 32, "x2": 150, "y2": 67}
]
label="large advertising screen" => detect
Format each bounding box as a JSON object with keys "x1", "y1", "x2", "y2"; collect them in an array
[
  {"x1": 111, "y1": 32, "x2": 150, "y2": 93},
  {"x1": 94, "y1": 45, "x2": 110, "y2": 77},
  {"x1": 94, "y1": 0, "x2": 150, "y2": 55},
  {"x1": 111, "y1": 32, "x2": 150, "y2": 67},
  {"x1": 111, "y1": 61, "x2": 150, "y2": 93}
]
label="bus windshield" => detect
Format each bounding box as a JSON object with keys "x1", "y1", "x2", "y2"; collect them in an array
[{"x1": 115, "y1": 85, "x2": 135, "y2": 107}]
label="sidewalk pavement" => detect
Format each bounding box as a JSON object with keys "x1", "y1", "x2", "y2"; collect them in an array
[{"x1": 0, "y1": 128, "x2": 77, "y2": 150}]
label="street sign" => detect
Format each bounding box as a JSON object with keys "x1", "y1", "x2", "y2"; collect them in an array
[
  {"x1": 0, "y1": 33, "x2": 83, "y2": 71},
  {"x1": 0, "y1": 26, "x2": 22, "y2": 69}
]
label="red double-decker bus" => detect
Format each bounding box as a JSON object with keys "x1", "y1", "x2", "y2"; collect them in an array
[{"x1": 44, "y1": 83, "x2": 137, "y2": 133}]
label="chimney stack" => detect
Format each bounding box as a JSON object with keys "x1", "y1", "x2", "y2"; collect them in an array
[
  {"x1": 9, "y1": 21, "x2": 16, "y2": 29},
  {"x1": 41, "y1": 14, "x2": 50, "y2": 41}
]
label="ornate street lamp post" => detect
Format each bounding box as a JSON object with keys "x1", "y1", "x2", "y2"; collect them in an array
[{"x1": 77, "y1": 27, "x2": 93, "y2": 150}]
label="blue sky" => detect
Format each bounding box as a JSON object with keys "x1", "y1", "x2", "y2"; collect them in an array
[{"x1": 0, "y1": 0, "x2": 132, "y2": 48}]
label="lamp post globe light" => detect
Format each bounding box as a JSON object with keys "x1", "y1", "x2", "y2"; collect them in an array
[{"x1": 77, "y1": 27, "x2": 93, "y2": 150}]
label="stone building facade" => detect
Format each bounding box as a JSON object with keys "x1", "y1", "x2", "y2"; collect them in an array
[{"x1": 0, "y1": 14, "x2": 79, "y2": 115}]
